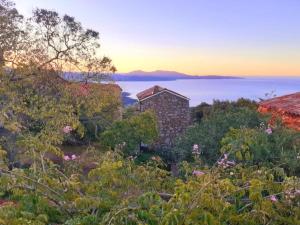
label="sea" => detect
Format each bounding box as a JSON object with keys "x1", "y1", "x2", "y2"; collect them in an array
[{"x1": 117, "y1": 77, "x2": 300, "y2": 107}]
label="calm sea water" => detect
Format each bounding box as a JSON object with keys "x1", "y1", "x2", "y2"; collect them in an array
[{"x1": 117, "y1": 77, "x2": 300, "y2": 106}]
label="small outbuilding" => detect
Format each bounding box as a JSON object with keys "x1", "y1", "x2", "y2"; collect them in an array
[
  {"x1": 137, "y1": 85, "x2": 190, "y2": 147},
  {"x1": 258, "y1": 92, "x2": 300, "y2": 131}
]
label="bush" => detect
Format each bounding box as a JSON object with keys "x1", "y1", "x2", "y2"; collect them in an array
[
  {"x1": 221, "y1": 126, "x2": 300, "y2": 176},
  {"x1": 101, "y1": 111, "x2": 158, "y2": 155},
  {"x1": 191, "y1": 98, "x2": 258, "y2": 123},
  {"x1": 173, "y1": 107, "x2": 264, "y2": 164},
  {"x1": 0, "y1": 145, "x2": 299, "y2": 225}
]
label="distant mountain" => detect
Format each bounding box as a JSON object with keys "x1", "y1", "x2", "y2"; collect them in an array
[
  {"x1": 112, "y1": 70, "x2": 242, "y2": 81},
  {"x1": 62, "y1": 70, "x2": 243, "y2": 82}
]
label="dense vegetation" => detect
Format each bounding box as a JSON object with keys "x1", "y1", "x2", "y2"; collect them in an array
[{"x1": 0, "y1": 1, "x2": 299, "y2": 224}]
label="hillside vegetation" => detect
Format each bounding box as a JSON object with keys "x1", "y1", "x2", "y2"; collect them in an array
[{"x1": 0, "y1": 1, "x2": 299, "y2": 224}]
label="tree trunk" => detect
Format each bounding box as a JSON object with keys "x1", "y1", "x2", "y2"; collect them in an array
[{"x1": 0, "y1": 49, "x2": 4, "y2": 68}]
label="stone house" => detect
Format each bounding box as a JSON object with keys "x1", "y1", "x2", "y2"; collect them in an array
[
  {"x1": 258, "y1": 92, "x2": 300, "y2": 131},
  {"x1": 137, "y1": 85, "x2": 190, "y2": 147}
]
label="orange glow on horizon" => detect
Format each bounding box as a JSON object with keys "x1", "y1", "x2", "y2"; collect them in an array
[{"x1": 101, "y1": 42, "x2": 300, "y2": 77}]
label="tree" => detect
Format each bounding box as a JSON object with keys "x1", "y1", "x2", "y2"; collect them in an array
[
  {"x1": 0, "y1": 3, "x2": 117, "y2": 168},
  {"x1": 0, "y1": 0, "x2": 23, "y2": 68},
  {"x1": 2, "y1": 6, "x2": 115, "y2": 81},
  {"x1": 101, "y1": 111, "x2": 159, "y2": 155}
]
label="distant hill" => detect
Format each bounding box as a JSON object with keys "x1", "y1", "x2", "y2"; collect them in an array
[
  {"x1": 113, "y1": 70, "x2": 242, "y2": 81},
  {"x1": 63, "y1": 70, "x2": 243, "y2": 82}
]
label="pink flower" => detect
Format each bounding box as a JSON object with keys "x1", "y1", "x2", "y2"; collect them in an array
[
  {"x1": 71, "y1": 154, "x2": 77, "y2": 160},
  {"x1": 192, "y1": 170, "x2": 205, "y2": 177},
  {"x1": 269, "y1": 195, "x2": 278, "y2": 202},
  {"x1": 63, "y1": 126, "x2": 73, "y2": 134},
  {"x1": 217, "y1": 155, "x2": 236, "y2": 169},
  {"x1": 63, "y1": 155, "x2": 70, "y2": 161},
  {"x1": 265, "y1": 128, "x2": 272, "y2": 135}
]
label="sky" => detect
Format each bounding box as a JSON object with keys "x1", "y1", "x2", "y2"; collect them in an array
[{"x1": 14, "y1": 0, "x2": 300, "y2": 76}]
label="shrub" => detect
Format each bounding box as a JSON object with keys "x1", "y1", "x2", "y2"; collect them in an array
[
  {"x1": 101, "y1": 111, "x2": 158, "y2": 155},
  {"x1": 173, "y1": 107, "x2": 264, "y2": 164},
  {"x1": 191, "y1": 98, "x2": 258, "y2": 123},
  {"x1": 221, "y1": 126, "x2": 300, "y2": 176}
]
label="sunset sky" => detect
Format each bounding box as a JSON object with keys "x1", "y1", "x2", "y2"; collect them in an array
[{"x1": 14, "y1": 0, "x2": 300, "y2": 76}]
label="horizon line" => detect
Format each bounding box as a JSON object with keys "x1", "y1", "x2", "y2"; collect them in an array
[{"x1": 115, "y1": 70, "x2": 300, "y2": 77}]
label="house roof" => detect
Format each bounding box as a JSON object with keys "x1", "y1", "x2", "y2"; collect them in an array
[
  {"x1": 259, "y1": 92, "x2": 300, "y2": 116},
  {"x1": 136, "y1": 85, "x2": 189, "y2": 101}
]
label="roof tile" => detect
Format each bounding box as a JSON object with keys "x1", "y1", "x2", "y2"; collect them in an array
[
  {"x1": 259, "y1": 92, "x2": 300, "y2": 116},
  {"x1": 136, "y1": 85, "x2": 189, "y2": 101}
]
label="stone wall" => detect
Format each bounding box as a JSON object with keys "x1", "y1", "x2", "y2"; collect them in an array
[{"x1": 140, "y1": 91, "x2": 190, "y2": 147}]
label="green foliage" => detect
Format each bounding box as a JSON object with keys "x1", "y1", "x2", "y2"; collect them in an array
[
  {"x1": 0, "y1": 151, "x2": 175, "y2": 224},
  {"x1": 191, "y1": 98, "x2": 258, "y2": 123},
  {"x1": 173, "y1": 107, "x2": 264, "y2": 164},
  {"x1": 64, "y1": 215, "x2": 99, "y2": 225},
  {"x1": 100, "y1": 166, "x2": 300, "y2": 225},
  {"x1": 191, "y1": 102, "x2": 211, "y2": 122},
  {"x1": 0, "y1": 145, "x2": 299, "y2": 225},
  {"x1": 122, "y1": 105, "x2": 139, "y2": 120},
  {"x1": 101, "y1": 111, "x2": 159, "y2": 155},
  {"x1": 0, "y1": 2, "x2": 299, "y2": 225},
  {"x1": 0, "y1": 0, "x2": 119, "y2": 166},
  {"x1": 221, "y1": 126, "x2": 300, "y2": 175}
]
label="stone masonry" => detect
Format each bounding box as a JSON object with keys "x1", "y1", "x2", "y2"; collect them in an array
[{"x1": 137, "y1": 86, "x2": 190, "y2": 147}]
